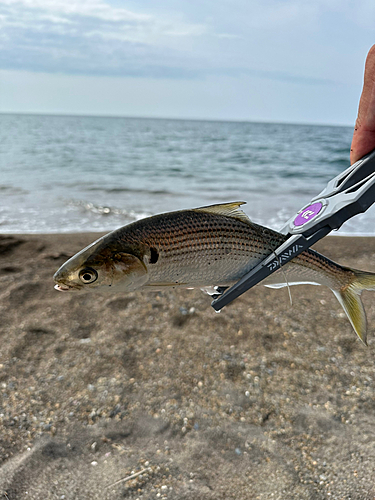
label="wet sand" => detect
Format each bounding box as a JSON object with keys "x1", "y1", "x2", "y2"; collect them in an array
[{"x1": 0, "y1": 232, "x2": 375, "y2": 499}]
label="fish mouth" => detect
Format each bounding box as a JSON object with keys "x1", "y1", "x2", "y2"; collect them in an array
[
  {"x1": 54, "y1": 280, "x2": 85, "y2": 292},
  {"x1": 54, "y1": 283, "x2": 72, "y2": 292}
]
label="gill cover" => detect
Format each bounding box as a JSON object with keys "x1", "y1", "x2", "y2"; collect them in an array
[{"x1": 111, "y1": 252, "x2": 149, "y2": 290}]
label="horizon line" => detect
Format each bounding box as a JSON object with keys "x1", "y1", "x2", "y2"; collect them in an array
[{"x1": 0, "y1": 111, "x2": 353, "y2": 129}]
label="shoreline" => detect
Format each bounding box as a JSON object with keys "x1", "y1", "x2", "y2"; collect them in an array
[{"x1": 1, "y1": 232, "x2": 375, "y2": 499}]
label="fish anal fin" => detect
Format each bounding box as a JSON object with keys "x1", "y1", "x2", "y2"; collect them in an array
[{"x1": 264, "y1": 281, "x2": 321, "y2": 289}]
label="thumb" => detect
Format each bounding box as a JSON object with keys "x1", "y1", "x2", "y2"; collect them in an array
[{"x1": 350, "y1": 45, "x2": 375, "y2": 165}]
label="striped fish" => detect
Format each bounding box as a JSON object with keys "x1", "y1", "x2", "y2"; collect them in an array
[{"x1": 54, "y1": 202, "x2": 375, "y2": 344}]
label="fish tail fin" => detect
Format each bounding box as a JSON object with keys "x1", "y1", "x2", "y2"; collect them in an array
[{"x1": 333, "y1": 269, "x2": 375, "y2": 346}]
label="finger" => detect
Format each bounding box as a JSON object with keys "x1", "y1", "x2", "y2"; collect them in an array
[{"x1": 350, "y1": 45, "x2": 375, "y2": 165}]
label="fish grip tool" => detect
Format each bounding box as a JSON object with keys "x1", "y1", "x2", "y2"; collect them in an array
[{"x1": 211, "y1": 148, "x2": 375, "y2": 311}]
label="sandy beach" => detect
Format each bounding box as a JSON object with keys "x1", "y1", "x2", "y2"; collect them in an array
[{"x1": 0, "y1": 232, "x2": 375, "y2": 500}]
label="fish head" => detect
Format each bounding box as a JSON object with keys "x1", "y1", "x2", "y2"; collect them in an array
[{"x1": 53, "y1": 236, "x2": 148, "y2": 293}]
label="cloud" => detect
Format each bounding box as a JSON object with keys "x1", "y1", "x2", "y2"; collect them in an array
[
  {"x1": 0, "y1": 0, "x2": 208, "y2": 77},
  {"x1": 0, "y1": 0, "x2": 207, "y2": 43},
  {"x1": 0, "y1": 0, "x2": 368, "y2": 84},
  {"x1": 1, "y1": 0, "x2": 152, "y2": 26}
]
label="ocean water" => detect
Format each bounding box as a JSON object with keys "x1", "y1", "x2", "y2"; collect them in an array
[{"x1": 0, "y1": 113, "x2": 373, "y2": 235}]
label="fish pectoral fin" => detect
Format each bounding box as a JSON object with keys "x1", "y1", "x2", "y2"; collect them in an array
[
  {"x1": 193, "y1": 202, "x2": 251, "y2": 224},
  {"x1": 145, "y1": 282, "x2": 188, "y2": 289}
]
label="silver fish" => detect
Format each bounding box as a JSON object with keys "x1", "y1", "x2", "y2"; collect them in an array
[{"x1": 54, "y1": 202, "x2": 375, "y2": 344}]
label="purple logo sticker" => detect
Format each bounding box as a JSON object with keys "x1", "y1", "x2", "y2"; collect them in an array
[{"x1": 294, "y1": 202, "x2": 323, "y2": 227}]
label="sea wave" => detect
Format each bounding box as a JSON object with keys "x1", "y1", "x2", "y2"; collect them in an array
[
  {"x1": 1, "y1": 114, "x2": 369, "y2": 235},
  {"x1": 67, "y1": 199, "x2": 150, "y2": 221}
]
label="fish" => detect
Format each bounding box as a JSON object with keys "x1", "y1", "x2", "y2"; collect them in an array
[{"x1": 53, "y1": 202, "x2": 375, "y2": 345}]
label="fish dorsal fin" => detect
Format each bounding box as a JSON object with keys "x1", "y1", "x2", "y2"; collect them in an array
[{"x1": 193, "y1": 202, "x2": 251, "y2": 224}]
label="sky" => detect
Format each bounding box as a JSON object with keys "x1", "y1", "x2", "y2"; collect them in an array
[{"x1": 0, "y1": 0, "x2": 374, "y2": 125}]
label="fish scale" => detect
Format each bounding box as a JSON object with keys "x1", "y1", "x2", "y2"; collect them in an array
[{"x1": 107, "y1": 209, "x2": 338, "y2": 288}]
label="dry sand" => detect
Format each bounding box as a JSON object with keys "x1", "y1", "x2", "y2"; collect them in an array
[{"x1": 0, "y1": 232, "x2": 375, "y2": 499}]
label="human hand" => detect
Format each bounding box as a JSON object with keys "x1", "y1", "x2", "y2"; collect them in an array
[{"x1": 350, "y1": 45, "x2": 375, "y2": 165}]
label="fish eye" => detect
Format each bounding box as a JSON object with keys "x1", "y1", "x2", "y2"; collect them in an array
[{"x1": 79, "y1": 267, "x2": 98, "y2": 284}]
